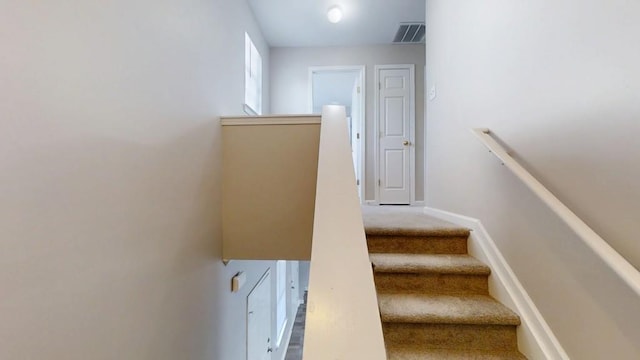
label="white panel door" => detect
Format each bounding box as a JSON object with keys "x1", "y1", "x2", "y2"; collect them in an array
[
  {"x1": 378, "y1": 66, "x2": 413, "y2": 204},
  {"x1": 351, "y1": 79, "x2": 363, "y2": 200},
  {"x1": 247, "y1": 270, "x2": 272, "y2": 360}
]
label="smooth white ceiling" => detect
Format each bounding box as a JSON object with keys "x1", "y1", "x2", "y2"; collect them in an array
[{"x1": 247, "y1": 0, "x2": 426, "y2": 47}]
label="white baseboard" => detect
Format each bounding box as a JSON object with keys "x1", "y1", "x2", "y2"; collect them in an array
[
  {"x1": 276, "y1": 317, "x2": 294, "y2": 360},
  {"x1": 423, "y1": 207, "x2": 569, "y2": 360},
  {"x1": 276, "y1": 300, "x2": 307, "y2": 360},
  {"x1": 363, "y1": 200, "x2": 425, "y2": 206}
]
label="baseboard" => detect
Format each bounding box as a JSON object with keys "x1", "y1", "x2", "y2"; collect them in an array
[
  {"x1": 363, "y1": 200, "x2": 424, "y2": 206},
  {"x1": 423, "y1": 207, "x2": 569, "y2": 360},
  {"x1": 276, "y1": 317, "x2": 294, "y2": 360}
]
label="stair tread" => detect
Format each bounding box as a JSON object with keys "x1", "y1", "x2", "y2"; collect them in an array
[
  {"x1": 386, "y1": 347, "x2": 527, "y2": 360},
  {"x1": 378, "y1": 293, "x2": 521, "y2": 326},
  {"x1": 362, "y1": 205, "x2": 470, "y2": 237},
  {"x1": 371, "y1": 253, "x2": 491, "y2": 275}
]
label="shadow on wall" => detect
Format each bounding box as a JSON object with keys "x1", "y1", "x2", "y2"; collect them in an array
[{"x1": 478, "y1": 148, "x2": 640, "y2": 359}]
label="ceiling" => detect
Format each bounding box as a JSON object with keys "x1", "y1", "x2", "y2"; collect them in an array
[{"x1": 247, "y1": 0, "x2": 426, "y2": 47}]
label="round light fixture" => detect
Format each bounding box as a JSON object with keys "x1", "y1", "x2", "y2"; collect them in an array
[{"x1": 327, "y1": 5, "x2": 343, "y2": 23}]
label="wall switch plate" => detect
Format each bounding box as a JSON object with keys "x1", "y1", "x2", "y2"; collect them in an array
[
  {"x1": 231, "y1": 272, "x2": 246, "y2": 292},
  {"x1": 429, "y1": 85, "x2": 437, "y2": 100}
]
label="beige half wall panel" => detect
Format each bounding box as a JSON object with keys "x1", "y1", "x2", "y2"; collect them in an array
[{"x1": 221, "y1": 115, "x2": 321, "y2": 260}]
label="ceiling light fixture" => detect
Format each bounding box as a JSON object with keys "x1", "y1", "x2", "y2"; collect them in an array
[{"x1": 327, "y1": 5, "x2": 343, "y2": 23}]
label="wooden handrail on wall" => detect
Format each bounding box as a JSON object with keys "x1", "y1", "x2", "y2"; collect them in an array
[
  {"x1": 472, "y1": 128, "x2": 640, "y2": 297},
  {"x1": 303, "y1": 106, "x2": 387, "y2": 360}
]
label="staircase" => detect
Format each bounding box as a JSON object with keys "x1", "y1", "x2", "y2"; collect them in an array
[{"x1": 363, "y1": 207, "x2": 526, "y2": 360}]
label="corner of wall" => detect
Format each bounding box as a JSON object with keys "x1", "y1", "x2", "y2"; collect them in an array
[{"x1": 423, "y1": 207, "x2": 570, "y2": 360}]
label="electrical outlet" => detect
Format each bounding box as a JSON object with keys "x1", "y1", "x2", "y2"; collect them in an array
[{"x1": 428, "y1": 85, "x2": 437, "y2": 100}]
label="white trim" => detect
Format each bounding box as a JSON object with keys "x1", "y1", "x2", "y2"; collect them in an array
[
  {"x1": 275, "y1": 260, "x2": 287, "y2": 348},
  {"x1": 276, "y1": 318, "x2": 294, "y2": 360},
  {"x1": 277, "y1": 261, "x2": 302, "y2": 360},
  {"x1": 373, "y1": 65, "x2": 379, "y2": 203},
  {"x1": 243, "y1": 103, "x2": 258, "y2": 116},
  {"x1": 308, "y1": 65, "x2": 366, "y2": 203},
  {"x1": 357, "y1": 70, "x2": 366, "y2": 204},
  {"x1": 247, "y1": 268, "x2": 272, "y2": 360},
  {"x1": 374, "y1": 64, "x2": 416, "y2": 205},
  {"x1": 244, "y1": 33, "x2": 262, "y2": 115},
  {"x1": 221, "y1": 116, "x2": 321, "y2": 126},
  {"x1": 223, "y1": 114, "x2": 321, "y2": 119},
  {"x1": 409, "y1": 65, "x2": 416, "y2": 204},
  {"x1": 422, "y1": 65, "x2": 428, "y2": 204},
  {"x1": 276, "y1": 318, "x2": 288, "y2": 348},
  {"x1": 423, "y1": 207, "x2": 570, "y2": 360}
]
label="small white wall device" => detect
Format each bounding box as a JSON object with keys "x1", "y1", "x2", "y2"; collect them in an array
[{"x1": 231, "y1": 272, "x2": 247, "y2": 292}]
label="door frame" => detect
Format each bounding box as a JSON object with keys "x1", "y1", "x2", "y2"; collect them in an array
[
  {"x1": 373, "y1": 64, "x2": 416, "y2": 205},
  {"x1": 275, "y1": 260, "x2": 287, "y2": 348},
  {"x1": 308, "y1": 65, "x2": 366, "y2": 202},
  {"x1": 247, "y1": 269, "x2": 272, "y2": 360}
]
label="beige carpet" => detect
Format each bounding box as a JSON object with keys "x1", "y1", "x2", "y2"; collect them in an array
[
  {"x1": 362, "y1": 205, "x2": 526, "y2": 360},
  {"x1": 362, "y1": 206, "x2": 469, "y2": 237}
]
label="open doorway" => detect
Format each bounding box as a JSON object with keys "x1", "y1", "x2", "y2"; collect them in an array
[
  {"x1": 247, "y1": 269, "x2": 272, "y2": 360},
  {"x1": 309, "y1": 66, "x2": 365, "y2": 201}
]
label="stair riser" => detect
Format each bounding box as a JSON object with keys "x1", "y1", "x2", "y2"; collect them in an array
[
  {"x1": 383, "y1": 323, "x2": 519, "y2": 351},
  {"x1": 367, "y1": 236, "x2": 467, "y2": 254},
  {"x1": 374, "y1": 273, "x2": 489, "y2": 295},
  {"x1": 386, "y1": 348, "x2": 527, "y2": 360}
]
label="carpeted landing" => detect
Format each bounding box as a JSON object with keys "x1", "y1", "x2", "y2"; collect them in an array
[{"x1": 363, "y1": 206, "x2": 527, "y2": 360}]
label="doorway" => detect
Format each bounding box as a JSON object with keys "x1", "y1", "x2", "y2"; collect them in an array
[
  {"x1": 309, "y1": 66, "x2": 365, "y2": 201},
  {"x1": 374, "y1": 64, "x2": 416, "y2": 205},
  {"x1": 247, "y1": 269, "x2": 272, "y2": 360}
]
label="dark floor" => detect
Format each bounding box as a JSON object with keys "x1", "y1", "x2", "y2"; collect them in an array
[{"x1": 284, "y1": 293, "x2": 307, "y2": 360}]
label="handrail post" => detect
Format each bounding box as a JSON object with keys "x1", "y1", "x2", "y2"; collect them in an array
[{"x1": 303, "y1": 106, "x2": 387, "y2": 360}]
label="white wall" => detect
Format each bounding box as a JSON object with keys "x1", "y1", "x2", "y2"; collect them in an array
[
  {"x1": 425, "y1": 0, "x2": 640, "y2": 358},
  {"x1": 0, "y1": 1, "x2": 296, "y2": 359},
  {"x1": 299, "y1": 260, "x2": 310, "y2": 301},
  {"x1": 311, "y1": 71, "x2": 359, "y2": 114},
  {"x1": 270, "y1": 45, "x2": 426, "y2": 202}
]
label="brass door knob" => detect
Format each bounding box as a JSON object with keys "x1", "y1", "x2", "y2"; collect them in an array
[{"x1": 403, "y1": 140, "x2": 410, "y2": 146}]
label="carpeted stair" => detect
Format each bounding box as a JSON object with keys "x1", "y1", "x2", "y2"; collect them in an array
[{"x1": 363, "y1": 206, "x2": 526, "y2": 360}]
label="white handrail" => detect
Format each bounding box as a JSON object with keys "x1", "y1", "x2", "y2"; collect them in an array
[
  {"x1": 472, "y1": 128, "x2": 640, "y2": 297},
  {"x1": 303, "y1": 106, "x2": 387, "y2": 360}
]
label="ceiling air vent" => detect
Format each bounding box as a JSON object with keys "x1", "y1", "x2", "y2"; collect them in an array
[{"x1": 393, "y1": 23, "x2": 425, "y2": 44}]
